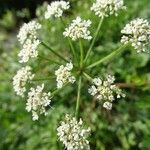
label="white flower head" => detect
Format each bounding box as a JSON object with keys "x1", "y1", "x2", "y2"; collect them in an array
[
  {"x1": 121, "y1": 18, "x2": 150, "y2": 53},
  {"x1": 13, "y1": 66, "x2": 34, "y2": 97},
  {"x1": 91, "y1": 0, "x2": 126, "y2": 17},
  {"x1": 26, "y1": 84, "x2": 51, "y2": 121},
  {"x1": 17, "y1": 20, "x2": 41, "y2": 45},
  {"x1": 103, "y1": 101, "x2": 112, "y2": 110},
  {"x1": 88, "y1": 75, "x2": 125, "y2": 110},
  {"x1": 55, "y1": 62, "x2": 76, "y2": 89},
  {"x1": 57, "y1": 114, "x2": 91, "y2": 150},
  {"x1": 18, "y1": 39, "x2": 40, "y2": 63},
  {"x1": 63, "y1": 16, "x2": 92, "y2": 41},
  {"x1": 45, "y1": 1, "x2": 70, "y2": 19}
]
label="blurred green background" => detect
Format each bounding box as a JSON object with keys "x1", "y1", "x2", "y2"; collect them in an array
[{"x1": 0, "y1": 0, "x2": 150, "y2": 149}]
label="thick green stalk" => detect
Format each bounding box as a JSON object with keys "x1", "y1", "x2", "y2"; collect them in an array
[
  {"x1": 41, "y1": 42, "x2": 69, "y2": 62},
  {"x1": 75, "y1": 76, "x2": 82, "y2": 118},
  {"x1": 86, "y1": 44, "x2": 128, "y2": 69},
  {"x1": 79, "y1": 39, "x2": 84, "y2": 68},
  {"x1": 84, "y1": 17, "x2": 104, "y2": 63}
]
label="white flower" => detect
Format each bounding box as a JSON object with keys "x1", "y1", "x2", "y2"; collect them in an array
[
  {"x1": 88, "y1": 75, "x2": 125, "y2": 110},
  {"x1": 17, "y1": 20, "x2": 41, "y2": 45},
  {"x1": 13, "y1": 66, "x2": 34, "y2": 97},
  {"x1": 103, "y1": 101, "x2": 112, "y2": 110},
  {"x1": 17, "y1": 20, "x2": 41, "y2": 63},
  {"x1": 55, "y1": 62, "x2": 76, "y2": 89},
  {"x1": 18, "y1": 39, "x2": 40, "y2": 63},
  {"x1": 121, "y1": 18, "x2": 150, "y2": 53},
  {"x1": 57, "y1": 114, "x2": 91, "y2": 150},
  {"x1": 45, "y1": 1, "x2": 70, "y2": 19},
  {"x1": 26, "y1": 84, "x2": 51, "y2": 121},
  {"x1": 91, "y1": 0, "x2": 126, "y2": 17},
  {"x1": 63, "y1": 16, "x2": 92, "y2": 41}
]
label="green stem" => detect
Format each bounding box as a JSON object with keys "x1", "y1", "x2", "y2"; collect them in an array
[
  {"x1": 86, "y1": 44, "x2": 128, "y2": 69},
  {"x1": 60, "y1": 17, "x2": 78, "y2": 63},
  {"x1": 79, "y1": 39, "x2": 84, "y2": 68},
  {"x1": 84, "y1": 17, "x2": 104, "y2": 63},
  {"x1": 51, "y1": 82, "x2": 69, "y2": 96},
  {"x1": 38, "y1": 55, "x2": 61, "y2": 65},
  {"x1": 83, "y1": 72, "x2": 93, "y2": 82},
  {"x1": 68, "y1": 38, "x2": 78, "y2": 63},
  {"x1": 75, "y1": 76, "x2": 82, "y2": 118},
  {"x1": 41, "y1": 42, "x2": 69, "y2": 63}
]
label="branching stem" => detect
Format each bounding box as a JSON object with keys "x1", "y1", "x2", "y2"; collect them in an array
[
  {"x1": 86, "y1": 44, "x2": 128, "y2": 69},
  {"x1": 84, "y1": 17, "x2": 104, "y2": 63},
  {"x1": 41, "y1": 41, "x2": 69, "y2": 62}
]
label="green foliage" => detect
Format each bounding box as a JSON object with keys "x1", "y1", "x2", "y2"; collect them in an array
[{"x1": 0, "y1": 0, "x2": 150, "y2": 149}]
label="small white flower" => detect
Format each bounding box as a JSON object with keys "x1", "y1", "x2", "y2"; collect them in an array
[
  {"x1": 88, "y1": 75, "x2": 125, "y2": 110},
  {"x1": 45, "y1": 1, "x2": 70, "y2": 19},
  {"x1": 18, "y1": 39, "x2": 40, "y2": 63},
  {"x1": 13, "y1": 66, "x2": 34, "y2": 97},
  {"x1": 63, "y1": 16, "x2": 92, "y2": 41},
  {"x1": 26, "y1": 84, "x2": 51, "y2": 121},
  {"x1": 103, "y1": 101, "x2": 112, "y2": 110},
  {"x1": 17, "y1": 20, "x2": 41, "y2": 63},
  {"x1": 88, "y1": 85, "x2": 97, "y2": 96},
  {"x1": 121, "y1": 18, "x2": 150, "y2": 53},
  {"x1": 17, "y1": 20, "x2": 41, "y2": 45},
  {"x1": 55, "y1": 62, "x2": 76, "y2": 89},
  {"x1": 57, "y1": 114, "x2": 91, "y2": 150},
  {"x1": 91, "y1": 0, "x2": 126, "y2": 17}
]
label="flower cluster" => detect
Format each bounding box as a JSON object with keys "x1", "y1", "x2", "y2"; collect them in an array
[
  {"x1": 121, "y1": 18, "x2": 150, "y2": 53},
  {"x1": 91, "y1": 0, "x2": 126, "y2": 17},
  {"x1": 17, "y1": 20, "x2": 41, "y2": 63},
  {"x1": 18, "y1": 39, "x2": 40, "y2": 63},
  {"x1": 26, "y1": 84, "x2": 51, "y2": 121},
  {"x1": 63, "y1": 17, "x2": 92, "y2": 41},
  {"x1": 57, "y1": 114, "x2": 91, "y2": 150},
  {"x1": 13, "y1": 66, "x2": 34, "y2": 97},
  {"x1": 45, "y1": 1, "x2": 70, "y2": 19},
  {"x1": 88, "y1": 75, "x2": 125, "y2": 110},
  {"x1": 55, "y1": 62, "x2": 76, "y2": 88}
]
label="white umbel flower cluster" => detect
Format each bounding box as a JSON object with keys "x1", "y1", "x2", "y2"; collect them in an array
[
  {"x1": 13, "y1": 66, "x2": 34, "y2": 97},
  {"x1": 91, "y1": 0, "x2": 126, "y2": 17},
  {"x1": 63, "y1": 17, "x2": 92, "y2": 41},
  {"x1": 45, "y1": 1, "x2": 70, "y2": 19},
  {"x1": 88, "y1": 75, "x2": 125, "y2": 110},
  {"x1": 18, "y1": 39, "x2": 40, "y2": 63},
  {"x1": 55, "y1": 62, "x2": 76, "y2": 89},
  {"x1": 26, "y1": 84, "x2": 51, "y2": 121},
  {"x1": 17, "y1": 20, "x2": 41, "y2": 45},
  {"x1": 17, "y1": 20, "x2": 41, "y2": 63},
  {"x1": 57, "y1": 114, "x2": 91, "y2": 150},
  {"x1": 121, "y1": 18, "x2": 150, "y2": 53}
]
